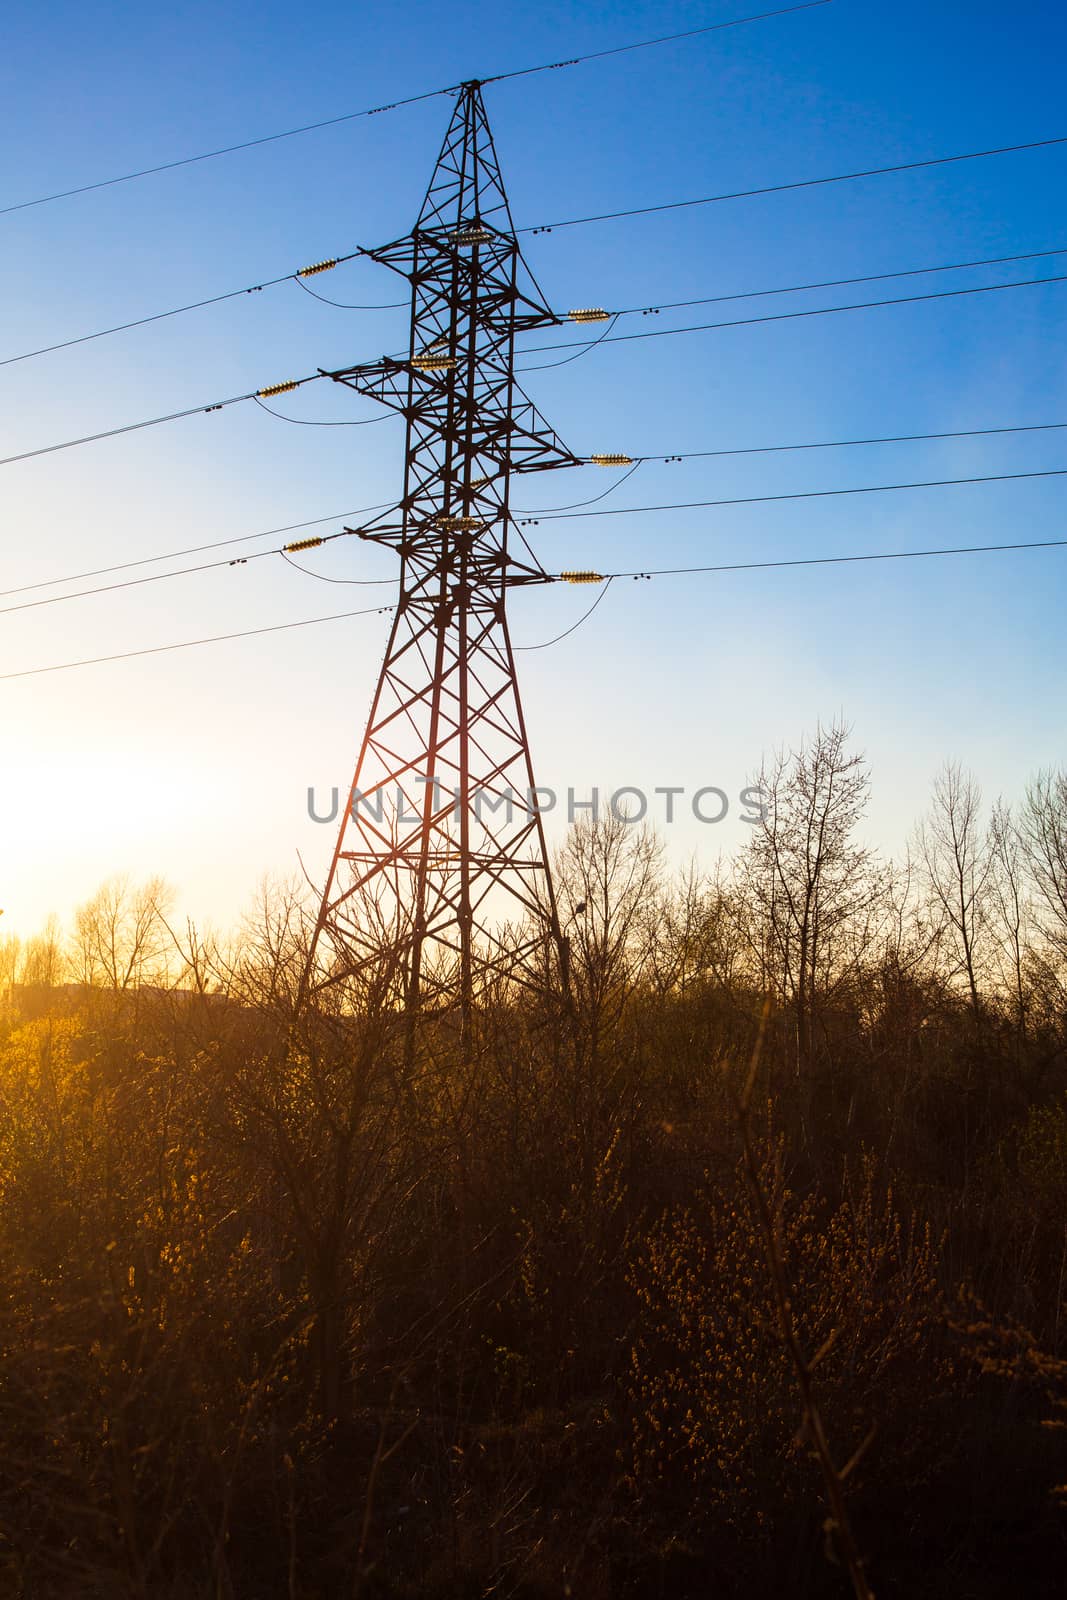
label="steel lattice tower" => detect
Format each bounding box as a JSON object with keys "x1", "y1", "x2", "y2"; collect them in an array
[{"x1": 303, "y1": 81, "x2": 579, "y2": 1030}]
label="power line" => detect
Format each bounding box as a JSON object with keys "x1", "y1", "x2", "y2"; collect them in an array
[
  {"x1": 11, "y1": 464, "x2": 1064, "y2": 618},
  {"x1": 280, "y1": 551, "x2": 373, "y2": 585},
  {"x1": 1, "y1": 3, "x2": 829, "y2": 221},
  {"x1": 0, "y1": 388, "x2": 262, "y2": 468},
  {"x1": 519, "y1": 271, "x2": 1067, "y2": 362},
  {"x1": 601, "y1": 536, "x2": 1067, "y2": 580},
  {"x1": 519, "y1": 467, "x2": 1067, "y2": 525},
  {"x1": 0, "y1": 94, "x2": 452, "y2": 220},
  {"x1": 10, "y1": 240, "x2": 1061, "y2": 384},
  {"x1": 252, "y1": 394, "x2": 390, "y2": 427},
  {"x1": 6, "y1": 267, "x2": 1055, "y2": 466},
  {"x1": 14, "y1": 454, "x2": 1066, "y2": 618},
  {"x1": 292, "y1": 276, "x2": 405, "y2": 312},
  {"x1": 527, "y1": 419, "x2": 1067, "y2": 512},
  {"x1": 482, "y1": 1, "x2": 832, "y2": 85},
  {"x1": 521, "y1": 133, "x2": 1067, "y2": 235},
  {"x1": 0, "y1": 370, "x2": 349, "y2": 470},
  {"x1": 4, "y1": 458, "x2": 1062, "y2": 617},
  {"x1": 4, "y1": 233, "x2": 1062, "y2": 389},
  {"x1": 518, "y1": 246, "x2": 1067, "y2": 371},
  {"x1": 608, "y1": 244, "x2": 1067, "y2": 318},
  {"x1": 5, "y1": 534, "x2": 1063, "y2": 682},
  {"x1": 0, "y1": 505, "x2": 395, "y2": 599},
  {"x1": 529, "y1": 537, "x2": 1067, "y2": 647},
  {"x1": 624, "y1": 419, "x2": 1067, "y2": 464},
  {"x1": 513, "y1": 577, "x2": 615, "y2": 650},
  {"x1": 10, "y1": 259, "x2": 1065, "y2": 476},
  {"x1": 1, "y1": 272, "x2": 304, "y2": 370},
  {"x1": 0, "y1": 604, "x2": 394, "y2": 681},
  {"x1": 0, "y1": 250, "x2": 374, "y2": 371},
  {"x1": 0, "y1": 522, "x2": 397, "y2": 619},
  {"x1": 530, "y1": 461, "x2": 643, "y2": 512},
  {"x1": 7, "y1": 418, "x2": 1067, "y2": 601},
  {"x1": 518, "y1": 314, "x2": 621, "y2": 371},
  {"x1": 1, "y1": 552, "x2": 274, "y2": 617}
]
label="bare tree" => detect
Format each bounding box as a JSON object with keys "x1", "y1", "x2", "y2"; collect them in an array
[
  {"x1": 18, "y1": 915, "x2": 65, "y2": 993},
  {"x1": 739, "y1": 721, "x2": 881, "y2": 1075},
  {"x1": 1018, "y1": 768, "x2": 1067, "y2": 979},
  {"x1": 642, "y1": 860, "x2": 746, "y2": 1000},
  {"x1": 0, "y1": 935, "x2": 21, "y2": 1007},
  {"x1": 72, "y1": 876, "x2": 174, "y2": 992},
  {"x1": 988, "y1": 799, "x2": 1031, "y2": 1033},
  {"x1": 916, "y1": 763, "x2": 993, "y2": 1019},
  {"x1": 553, "y1": 810, "x2": 663, "y2": 1058}
]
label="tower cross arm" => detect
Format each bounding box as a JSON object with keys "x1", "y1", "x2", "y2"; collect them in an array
[
  {"x1": 319, "y1": 357, "x2": 412, "y2": 413},
  {"x1": 360, "y1": 232, "x2": 565, "y2": 333}
]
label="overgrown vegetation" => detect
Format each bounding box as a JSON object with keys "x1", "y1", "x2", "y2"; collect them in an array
[{"x1": 1, "y1": 726, "x2": 1065, "y2": 1597}]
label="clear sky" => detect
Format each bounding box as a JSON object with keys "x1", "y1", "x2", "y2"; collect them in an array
[{"x1": 1, "y1": 0, "x2": 1065, "y2": 938}]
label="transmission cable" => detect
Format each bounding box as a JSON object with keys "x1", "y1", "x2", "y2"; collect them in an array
[
  {"x1": 513, "y1": 577, "x2": 615, "y2": 650},
  {"x1": 0, "y1": 368, "x2": 400, "y2": 470},
  {"x1": 5, "y1": 535, "x2": 1064, "y2": 680},
  {"x1": 279, "y1": 551, "x2": 390, "y2": 585},
  {"x1": 6, "y1": 416, "x2": 1066, "y2": 601},
  {"x1": 518, "y1": 462, "x2": 642, "y2": 513},
  {"x1": 0, "y1": 504, "x2": 396, "y2": 600},
  {"x1": 0, "y1": 251, "x2": 387, "y2": 371},
  {"x1": 521, "y1": 133, "x2": 1067, "y2": 236},
  {"x1": 252, "y1": 394, "x2": 392, "y2": 427},
  {"x1": 0, "y1": 388, "x2": 269, "y2": 468},
  {"x1": 12, "y1": 261, "x2": 1064, "y2": 477},
  {"x1": 519, "y1": 467, "x2": 1067, "y2": 526},
  {"x1": 4, "y1": 233, "x2": 1062, "y2": 382},
  {"x1": 518, "y1": 313, "x2": 621, "y2": 372},
  {"x1": 2, "y1": 3, "x2": 829, "y2": 220},
  {"x1": 483, "y1": 1, "x2": 830, "y2": 86},
  {"x1": 607, "y1": 244, "x2": 1067, "y2": 319},
  {"x1": 594, "y1": 537, "x2": 1067, "y2": 581},
  {"x1": 519, "y1": 271, "x2": 1067, "y2": 363},
  {"x1": 0, "y1": 518, "x2": 398, "y2": 618},
  {"x1": 0, "y1": 97, "x2": 451, "y2": 219},
  {"x1": 27, "y1": 460, "x2": 1053, "y2": 611},
  {"x1": 618, "y1": 419, "x2": 1067, "y2": 465},
  {"x1": 1, "y1": 551, "x2": 275, "y2": 618},
  {"x1": 16, "y1": 461, "x2": 1057, "y2": 613},
  {"x1": 293, "y1": 276, "x2": 405, "y2": 311},
  {"x1": 2, "y1": 275, "x2": 292, "y2": 370},
  {"x1": 8, "y1": 254, "x2": 1049, "y2": 412},
  {"x1": 0, "y1": 605, "x2": 395, "y2": 681}
]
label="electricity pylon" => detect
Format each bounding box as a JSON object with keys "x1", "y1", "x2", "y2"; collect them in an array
[{"x1": 303, "y1": 80, "x2": 580, "y2": 1035}]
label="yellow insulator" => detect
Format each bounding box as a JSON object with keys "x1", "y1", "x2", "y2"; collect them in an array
[
  {"x1": 284, "y1": 536, "x2": 325, "y2": 552},
  {"x1": 298, "y1": 258, "x2": 338, "y2": 277},
  {"x1": 590, "y1": 453, "x2": 633, "y2": 467},
  {"x1": 568, "y1": 307, "x2": 610, "y2": 323},
  {"x1": 452, "y1": 225, "x2": 492, "y2": 245},
  {"x1": 434, "y1": 514, "x2": 483, "y2": 532},
  {"x1": 412, "y1": 354, "x2": 457, "y2": 372},
  {"x1": 560, "y1": 570, "x2": 605, "y2": 584},
  {"x1": 258, "y1": 379, "x2": 300, "y2": 398}
]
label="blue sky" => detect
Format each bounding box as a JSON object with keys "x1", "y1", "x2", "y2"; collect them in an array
[{"x1": 1, "y1": 0, "x2": 1065, "y2": 936}]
